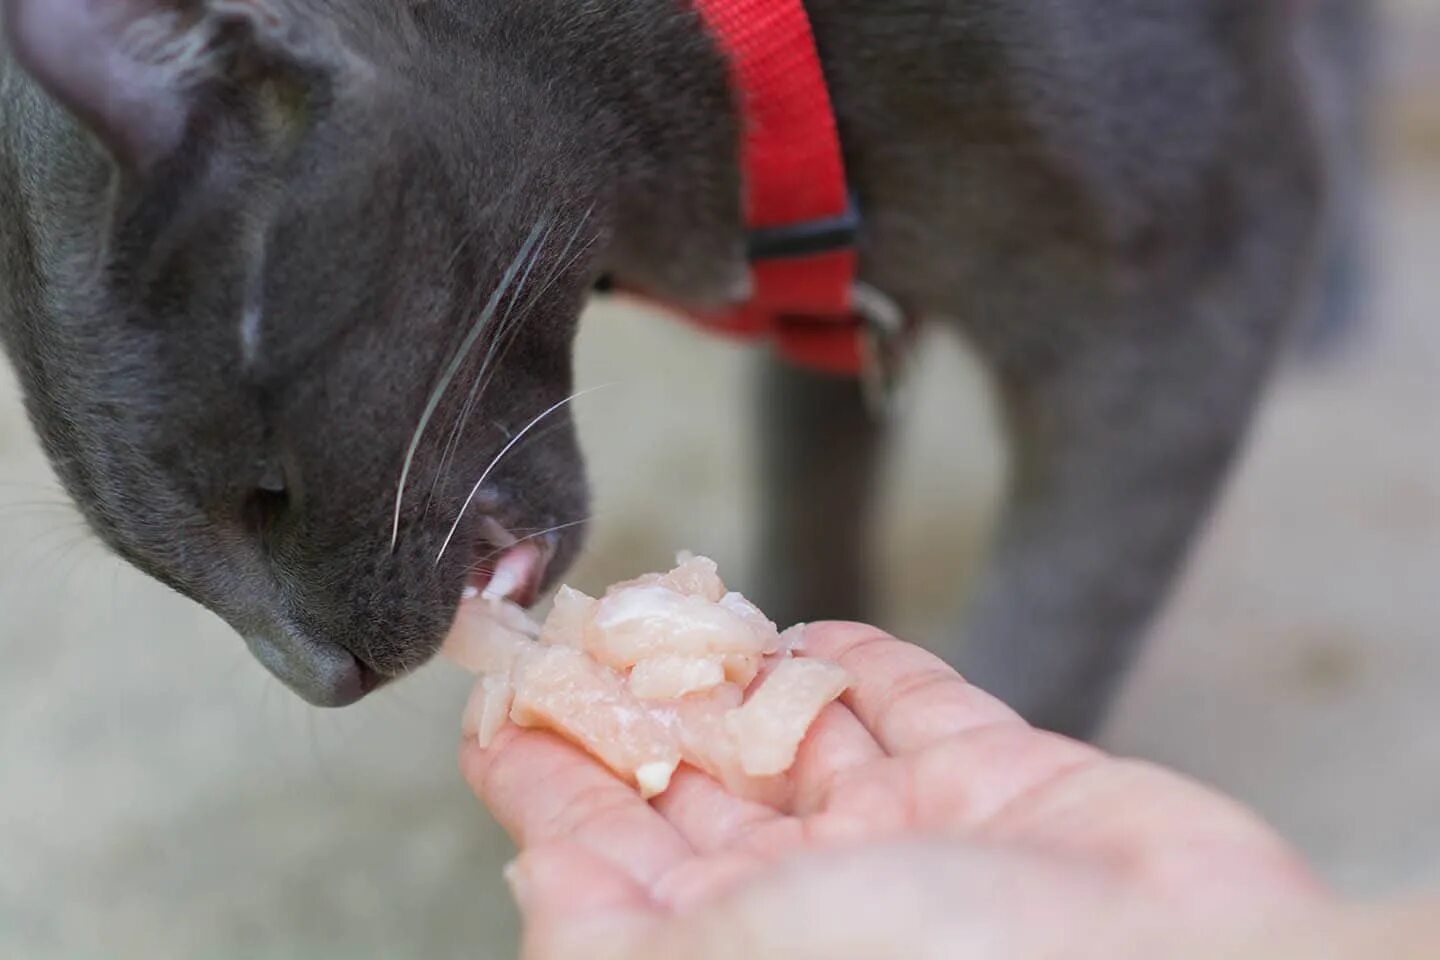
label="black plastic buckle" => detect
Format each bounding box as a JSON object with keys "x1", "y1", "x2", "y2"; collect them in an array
[
  {"x1": 746, "y1": 197, "x2": 860, "y2": 262},
  {"x1": 592, "y1": 197, "x2": 861, "y2": 295}
]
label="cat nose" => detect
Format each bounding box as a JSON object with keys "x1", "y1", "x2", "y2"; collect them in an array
[{"x1": 243, "y1": 622, "x2": 375, "y2": 707}]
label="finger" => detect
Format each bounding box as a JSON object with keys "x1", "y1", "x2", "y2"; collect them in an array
[
  {"x1": 801, "y1": 622, "x2": 1023, "y2": 754},
  {"x1": 787, "y1": 700, "x2": 886, "y2": 815},
  {"x1": 461, "y1": 726, "x2": 692, "y2": 885},
  {"x1": 508, "y1": 843, "x2": 656, "y2": 920},
  {"x1": 508, "y1": 844, "x2": 663, "y2": 960},
  {"x1": 909, "y1": 722, "x2": 1099, "y2": 829},
  {"x1": 650, "y1": 849, "x2": 773, "y2": 910},
  {"x1": 650, "y1": 766, "x2": 800, "y2": 856},
  {"x1": 805, "y1": 756, "x2": 914, "y2": 842}
]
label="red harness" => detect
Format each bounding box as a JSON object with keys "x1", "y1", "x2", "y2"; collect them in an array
[{"x1": 613, "y1": 0, "x2": 871, "y2": 376}]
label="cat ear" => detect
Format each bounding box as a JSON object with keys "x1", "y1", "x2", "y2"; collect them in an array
[{"x1": 3, "y1": 0, "x2": 313, "y2": 171}]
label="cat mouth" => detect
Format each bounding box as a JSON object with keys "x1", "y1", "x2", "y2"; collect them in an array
[{"x1": 462, "y1": 517, "x2": 555, "y2": 608}]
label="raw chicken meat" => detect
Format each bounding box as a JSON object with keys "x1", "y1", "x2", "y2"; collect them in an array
[
  {"x1": 588, "y1": 585, "x2": 776, "y2": 669},
  {"x1": 727, "y1": 658, "x2": 851, "y2": 777},
  {"x1": 539, "y1": 585, "x2": 594, "y2": 650},
  {"x1": 446, "y1": 554, "x2": 851, "y2": 803},
  {"x1": 611, "y1": 553, "x2": 727, "y2": 602},
  {"x1": 463, "y1": 675, "x2": 515, "y2": 749},
  {"x1": 510, "y1": 645, "x2": 682, "y2": 798},
  {"x1": 628, "y1": 656, "x2": 727, "y2": 700}
]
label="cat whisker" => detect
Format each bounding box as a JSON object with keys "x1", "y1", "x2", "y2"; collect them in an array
[
  {"x1": 438, "y1": 168, "x2": 537, "y2": 282},
  {"x1": 466, "y1": 515, "x2": 597, "y2": 573},
  {"x1": 427, "y1": 217, "x2": 603, "y2": 516},
  {"x1": 462, "y1": 205, "x2": 599, "y2": 421},
  {"x1": 435, "y1": 383, "x2": 614, "y2": 567},
  {"x1": 389, "y1": 216, "x2": 550, "y2": 550},
  {"x1": 424, "y1": 218, "x2": 558, "y2": 510},
  {"x1": 422, "y1": 205, "x2": 597, "y2": 522}
]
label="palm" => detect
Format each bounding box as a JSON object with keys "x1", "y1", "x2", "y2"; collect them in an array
[{"x1": 462, "y1": 624, "x2": 1322, "y2": 959}]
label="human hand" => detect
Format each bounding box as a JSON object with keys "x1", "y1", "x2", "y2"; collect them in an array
[{"x1": 461, "y1": 623, "x2": 1327, "y2": 959}]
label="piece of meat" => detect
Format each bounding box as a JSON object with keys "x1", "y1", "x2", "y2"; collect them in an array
[
  {"x1": 628, "y1": 656, "x2": 727, "y2": 700},
  {"x1": 611, "y1": 553, "x2": 727, "y2": 603},
  {"x1": 657, "y1": 685, "x2": 790, "y2": 806},
  {"x1": 443, "y1": 599, "x2": 541, "y2": 674},
  {"x1": 719, "y1": 592, "x2": 780, "y2": 646},
  {"x1": 775, "y1": 623, "x2": 809, "y2": 656},
  {"x1": 463, "y1": 675, "x2": 515, "y2": 749},
  {"x1": 657, "y1": 684, "x2": 743, "y2": 782},
  {"x1": 540, "y1": 585, "x2": 596, "y2": 650},
  {"x1": 588, "y1": 585, "x2": 773, "y2": 670},
  {"x1": 726, "y1": 658, "x2": 851, "y2": 777},
  {"x1": 445, "y1": 554, "x2": 850, "y2": 804},
  {"x1": 509, "y1": 645, "x2": 682, "y2": 799}
]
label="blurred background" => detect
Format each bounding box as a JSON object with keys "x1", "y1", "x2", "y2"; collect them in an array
[{"x1": 2, "y1": 4, "x2": 1437, "y2": 958}]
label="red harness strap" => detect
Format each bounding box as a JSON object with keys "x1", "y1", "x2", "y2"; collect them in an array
[{"x1": 624, "y1": 0, "x2": 867, "y2": 375}]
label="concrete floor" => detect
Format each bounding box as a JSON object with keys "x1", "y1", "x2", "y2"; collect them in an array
[{"x1": 3, "y1": 36, "x2": 1439, "y2": 960}]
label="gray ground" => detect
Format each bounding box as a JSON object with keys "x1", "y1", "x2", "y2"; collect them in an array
[{"x1": 2, "y1": 10, "x2": 1437, "y2": 959}]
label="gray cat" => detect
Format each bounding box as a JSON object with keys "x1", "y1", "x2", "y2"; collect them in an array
[{"x1": 0, "y1": 0, "x2": 1370, "y2": 737}]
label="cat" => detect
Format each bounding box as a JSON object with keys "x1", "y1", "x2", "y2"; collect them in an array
[{"x1": 0, "y1": 0, "x2": 1370, "y2": 735}]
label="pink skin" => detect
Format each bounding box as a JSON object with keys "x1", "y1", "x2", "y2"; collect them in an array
[{"x1": 459, "y1": 623, "x2": 1330, "y2": 960}]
